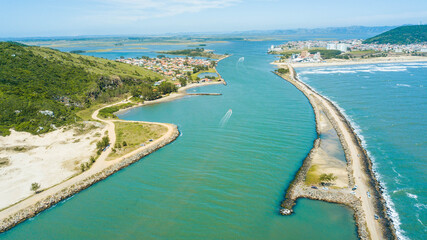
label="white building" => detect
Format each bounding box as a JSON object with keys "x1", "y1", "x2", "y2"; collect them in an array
[
  {"x1": 337, "y1": 44, "x2": 349, "y2": 52},
  {"x1": 326, "y1": 43, "x2": 337, "y2": 50}
]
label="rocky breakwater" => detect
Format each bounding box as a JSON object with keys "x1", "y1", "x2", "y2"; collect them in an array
[
  {"x1": 275, "y1": 65, "x2": 397, "y2": 240},
  {"x1": 0, "y1": 125, "x2": 180, "y2": 233}
]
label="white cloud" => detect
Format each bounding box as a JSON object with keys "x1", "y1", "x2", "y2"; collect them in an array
[{"x1": 93, "y1": 0, "x2": 241, "y2": 21}]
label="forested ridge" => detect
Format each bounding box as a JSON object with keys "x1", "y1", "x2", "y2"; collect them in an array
[
  {"x1": 363, "y1": 25, "x2": 427, "y2": 44},
  {"x1": 0, "y1": 42, "x2": 162, "y2": 136}
]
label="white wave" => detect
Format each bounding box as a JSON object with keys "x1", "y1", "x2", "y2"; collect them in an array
[
  {"x1": 297, "y1": 76, "x2": 409, "y2": 240},
  {"x1": 299, "y1": 64, "x2": 409, "y2": 75},
  {"x1": 416, "y1": 213, "x2": 425, "y2": 227},
  {"x1": 406, "y1": 192, "x2": 418, "y2": 200},
  {"x1": 415, "y1": 203, "x2": 427, "y2": 210},
  {"x1": 392, "y1": 167, "x2": 403, "y2": 184},
  {"x1": 396, "y1": 84, "x2": 411, "y2": 88}
]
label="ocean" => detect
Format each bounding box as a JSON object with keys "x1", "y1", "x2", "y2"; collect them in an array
[
  {"x1": 1, "y1": 41, "x2": 424, "y2": 239},
  {"x1": 298, "y1": 63, "x2": 427, "y2": 240}
]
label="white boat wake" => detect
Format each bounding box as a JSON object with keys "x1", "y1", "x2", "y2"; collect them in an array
[{"x1": 220, "y1": 109, "x2": 233, "y2": 127}]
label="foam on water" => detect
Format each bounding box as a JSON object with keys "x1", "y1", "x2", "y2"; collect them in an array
[
  {"x1": 396, "y1": 84, "x2": 412, "y2": 88},
  {"x1": 298, "y1": 64, "x2": 419, "y2": 75},
  {"x1": 297, "y1": 72, "x2": 410, "y2": 240},
  {"x1": 406, "y1": 193, "x2": 418, "y2": 200}
]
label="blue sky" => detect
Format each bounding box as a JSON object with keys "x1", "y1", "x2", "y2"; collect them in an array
[{"x1": 1, "y1": 0, "x2": 427, "y2": 37}]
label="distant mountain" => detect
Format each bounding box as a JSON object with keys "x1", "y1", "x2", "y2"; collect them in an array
[
  {"x1": 2, "y1": 26, "x2": 396, "y2": 42},
  {"x1": 225, "y1": 26, "x2": 396, "y2": 40},
  {"x1": 363, "y1": 25, "x2": 427, "y2": 44}
]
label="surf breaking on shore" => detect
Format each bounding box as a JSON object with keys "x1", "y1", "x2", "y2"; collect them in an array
[{"x1": 275, "y1": 64, "x2": 397, "y2": 240}]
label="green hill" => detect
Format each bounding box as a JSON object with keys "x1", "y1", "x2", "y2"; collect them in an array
[
  {"x1": 363, "y1": 25, "x2": 427, "y2": 44},
  {"x1": 0, "y1": 42, "x2": 162, "y2": 136}
]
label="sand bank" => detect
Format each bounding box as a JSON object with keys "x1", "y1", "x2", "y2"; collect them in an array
[
  {"x1": 276, "y1": 65, "x2": 397, "y2": 240},
  {"x1": 0, "y1": 101, "x2": 179, "y2": 233},
  {"x1": 0, "y1": 123, "x2": 107, "y2": 210},
  {"x1": 273, "y1": 56, "x2": 427, "y2": 68}
]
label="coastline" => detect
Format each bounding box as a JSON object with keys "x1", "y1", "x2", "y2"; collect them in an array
[
  {"x1": 276, "y1": 65, "x2": 397, "y2": 240},
  {"x1": 0, "y1": 58, "x2": 229, "y2": 233},
  {"x1": 0, "y1": 105, "x2": 179, "y2": 233},
  {"x1": 273, "y1": 56, "x2": 427, "y2": 68},
  {"x1": 115, "y1": 80, "x2": 226, "y2": 115},
  {"x1": 116, "y1": 56, "x2": 229, "y2": 115}
]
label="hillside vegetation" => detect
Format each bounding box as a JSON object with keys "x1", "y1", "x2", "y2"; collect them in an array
[
  {"x1": 158, "y1": 48, "x2": 223, "y2": 59},
  {"x1": 0, "y1": 42, "x2": 163, "y2": 136},
  {"x1": 363, "y1": 25, "x2": 427, "y2": 44}
]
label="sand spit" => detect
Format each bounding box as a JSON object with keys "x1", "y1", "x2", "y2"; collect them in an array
[
  {"x1": 0, "y1": 101, "x2": 179, "y2": 233},
  {"x1": 276, "y1": 65, "x2": 397, "y2": 240},
  {"x1": 0, "y1": 125, "x2": 179, "y2": 233}
]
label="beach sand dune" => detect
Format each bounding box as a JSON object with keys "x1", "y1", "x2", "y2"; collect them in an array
[{"x1": 0, "y1": 123, "x2": 106, "y2": 210}]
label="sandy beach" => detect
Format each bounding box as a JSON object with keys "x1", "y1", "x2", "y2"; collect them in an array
[
  {"x1": 277, "y1": 65, "x2": 396, "y2": 240},
  {"x1": 0, "y1": 123, "x2": 107, "y2": 210},
  {"x1": 0, "y1": 70, "x2": 228, "y2": 232},
  {"x1": 0, "y1": 99, "x2": 179, "y2": 232},
  {"x1": 273, "y1": 56, "x2": 427, "y2": 68}
]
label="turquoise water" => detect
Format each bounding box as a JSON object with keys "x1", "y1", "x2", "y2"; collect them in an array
[
  {"x1": 1, "y1": 41, "x2": 359, "y2": 239},
  {"x1": 298, "y1": 63, "x2": 427, "y2": 240}
]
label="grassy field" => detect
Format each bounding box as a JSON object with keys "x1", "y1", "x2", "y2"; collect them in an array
[
  {"x1": 305, "y1": 165, "x2": 320, "y2": 185},
  {"x1": 98, "y1": 103, "x2": 135, "y2": 119},
  {"x1": 190, "y1": 68, "x2": 217, "y2": 81},
  {"x1": 107, "y1": 122, "x2": 168, "y2": 160},
  {"x1": 30, "y1": 46, "x2": 162, "y2": 80}
]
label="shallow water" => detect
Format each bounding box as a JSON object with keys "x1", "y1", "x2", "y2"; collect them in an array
[
  {"x1": 298, "y1": 63, "x2": 427, "y2": 240},
  {"x1": 1, "y1": 41, "x2": 361, "y2": 239}
]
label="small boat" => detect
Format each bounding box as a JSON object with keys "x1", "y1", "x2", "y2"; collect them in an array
[{"x1": 280, "y1": 208, "x2": 292, "y2": 215}]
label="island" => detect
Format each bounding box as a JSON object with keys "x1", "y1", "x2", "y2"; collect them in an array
[{"x1": 157, "y1": 47, "x2": 227, "y2": 59}]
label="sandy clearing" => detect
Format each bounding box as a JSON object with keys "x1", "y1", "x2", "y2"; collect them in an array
[
  {"x1": 0, "y1": 123, "x2": 106, "y2": 210},
  {"x1": 0, "y1": 100, "x2": 177, "y2": 223},
  {"x1": 307, "y1": 108, "x2": 349, "y2": 188}
]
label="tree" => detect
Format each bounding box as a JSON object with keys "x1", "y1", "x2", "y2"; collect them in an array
[
  {"x1": 277, "y1": 68, "x2": 289, "y2": 74},
  {"x1": 158, "y1": 82, "x2": 177, "y2": 95},
  {"x1": 179, "y1": 77, "x2": 187, "y2": 87},
  {"x1": 319, "y1": 173, "x2": 337, "y2": 184},
  {"x1": 31, "y1": 182, "x2": 41, "y2": 193}
]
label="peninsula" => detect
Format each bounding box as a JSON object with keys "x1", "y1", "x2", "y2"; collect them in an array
[
  {"x1": 0, "y1": 42, "x2": 226, "y2": 232},
  {"x1": 274, "y1": 65, "x2": 396, "y2": 240}
]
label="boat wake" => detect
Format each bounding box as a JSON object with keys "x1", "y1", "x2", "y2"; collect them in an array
[{"x1": 220, "y1": 109, "x2": 233, "y2": 127}]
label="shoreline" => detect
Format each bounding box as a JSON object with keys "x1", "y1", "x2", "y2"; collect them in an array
[
  {"x1": 0, "y1": 58, "x2": 229, "y2": 233},
  {"x1": 115, "y1": 80, "x2": 226, "y2": 115},
  {"x1": 116, "y1": 56, "x2": 229, "y2": 115},
  {"x1": 276, "y1": 65, "x2": 397, "y2": 240},
  {"x1": 0, "y1": 105, "x2": 179, "y2": 233},
  {"x1": 273, "y1": 56, "x2": 427, "y2": 68}
]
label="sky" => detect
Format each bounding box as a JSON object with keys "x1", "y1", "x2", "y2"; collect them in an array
[{"x1": 1, "y1": 0, "x2": 427, "y2": 37}]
